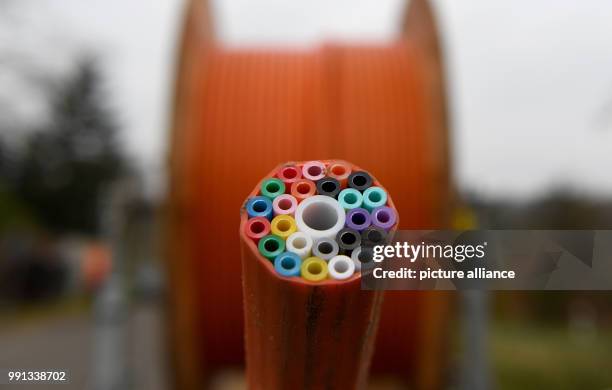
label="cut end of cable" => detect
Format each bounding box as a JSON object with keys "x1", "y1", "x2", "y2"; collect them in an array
[{"x1": 242, "y1": 160, "x2": 398, "y2": 283}]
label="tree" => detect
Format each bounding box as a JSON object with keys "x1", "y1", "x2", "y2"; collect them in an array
[{"x1": 17, "y1": 57, "x2": 126, "y2": 235}]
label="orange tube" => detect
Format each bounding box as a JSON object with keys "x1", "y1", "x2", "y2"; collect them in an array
[
  {"x1": 327, "y1": 161, "x2": 352, "y2": 188},
  {"x1": 290, "y1": 179, "x2": 317, "y2": 203}
]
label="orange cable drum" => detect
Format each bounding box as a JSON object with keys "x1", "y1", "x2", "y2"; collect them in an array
[{"x1": 167, "y1": 1, "x2": 453, "y2": 388}]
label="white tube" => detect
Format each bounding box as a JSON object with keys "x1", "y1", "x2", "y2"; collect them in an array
[
  {"x1": 312, "y1": 238, "x2": 339, "y2": 261},
  {"x1": 295, "y1": 195, "x2": 346, "y2": 240},
  {"x1": 351, "y1": 247, "x2": 363, "y2": 272},
  {"x1": 328, "y1": 255, "x2": 355, "y2": 280},
  {"x1": 286, "y1": 232, "x2": 313, "y2": 259}
]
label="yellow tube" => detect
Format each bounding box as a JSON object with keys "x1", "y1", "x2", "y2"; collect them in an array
[
  {"x1": 300, "y1": 257, "x2": 329, "y2": 282},
  {"x1": 270, "y1": 215, "x2": 297, "y2": 240}
]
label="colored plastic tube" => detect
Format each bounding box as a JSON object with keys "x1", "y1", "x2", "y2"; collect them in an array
[
  {"x1": 246, "y1": 196, "x2": 273, "y2": 220},
  {"x1": 294, "y1": 195, "x2": 346, "y2": 240},
  {"x1": 290, "y1": 179, "x2": 316, "y2": 203},
  {"x1": 350, "y1": 247, "x2": 373, "y2": 272},
  {"x1": 270, "y1": 215, "x2": 297, "y2": 240},
  {"x1": 261, "y1": 178, "x2": 286, "y2": 200},
  {"x1": 371, "y1": 206, "x2": 397, "y2": 230},
  {"x1": 327, "y1": 161, "x2": 352, "y2": 188},
  {"x1": 328, "y1": 255, "x2": 356, "y2": 280},
  {"x1": 361, "y1": 226, "x2": 387, "y2": 247},
  {"x1": 345, "y1": 207, "x2": 371, "y2": 232},
  {"x1": 302, "y1": 161, "x2": 326, "y2": 181},
  {"x1": 244, "y1": 217, "x2": 271, "y2": 243},
  {"x1": 312, "y1": 237, "x2": 340, "y2": 261},
  {"x1": 348, "y1": 171, "x2": 373, "y2": 191},
  {"x1": 362, "y1": 186, "x2": 388, "y2": 212},
  {"x1": 316, "y1": 176, "x2": 341, "y2": 198},
  {"x1": 272, "y1": 194, "x2": 298, "y2": 216},
  {"x1": 338, "y1": 188, "x2": 363, "y2": 210},
  {"x1": 300, "y1": 257, "x2": 328, "y2": 282},
  {"x1": 336, "y1": 228, "x2": 362, "y2": 253},
  {"x1": 276, "y1": 165, "x2": 302, "y2": 191},
  {"x1": 274, "y1": 252, "x2": 302, "y2": 277},
  {"x1": 285, "y1": 232, "x2": 313, "y2": 259},
  {"x1": 257, "y1": 234, "x2": 285, "y2": 261}
]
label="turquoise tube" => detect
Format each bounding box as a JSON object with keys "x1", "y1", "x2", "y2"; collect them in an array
[
  {"x1": 246, "y1": 196, "x2": 273, "y2": 220},
  {"x1": 273, "y1": 251, "x2": 302, "y2": 277},
  {"x1": 362, "y1": 187, "x2": 387, "y2": 211},
  {"x1": 338, "y1": 188, "x2": 363, "y2": 210},
  {"x1": 260, "y1": 178, "x2": 286, "y2": 200}
]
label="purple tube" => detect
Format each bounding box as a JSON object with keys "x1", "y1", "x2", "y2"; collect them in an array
[
  {"x1": 345, "y1": 208, "x2": 371, "y2": 232},
  {"x1": 371, "y1": 206, "x2": 397, "y2": 231}
]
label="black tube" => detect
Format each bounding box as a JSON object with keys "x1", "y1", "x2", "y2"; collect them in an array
[
  {"x1": 316, "y1": 176, "x2": 341, "y2": 198},
  {"x1": 348, "y1": 171, "x2": 373, "y2": 192},
  {"x1": 357, "y1": 247, "x2": 374, "y2": 265},
  {"x1": 361, "y1": 226, "x2": 387, "y2": 247},
  {"x1": 336, "y1": 227, "x2": 361, "y2": 253}
]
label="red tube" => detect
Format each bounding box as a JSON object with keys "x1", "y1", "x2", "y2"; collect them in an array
[
  {"x1": 244, "y1": 217, "x2": 271, "y2": 243},
  {"x1": 276, "y1": 164, "x2": 302, "y2": 191}
]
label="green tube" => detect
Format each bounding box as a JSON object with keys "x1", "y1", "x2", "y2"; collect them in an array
[
  {"x1": 261, "y1": 178, "x2": 286, "y2": 200},
  {"x1": 258, "y1": 234, "x2": 286, "y2": 261}
]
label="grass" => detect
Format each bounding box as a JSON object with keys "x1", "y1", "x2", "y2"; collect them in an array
[
  {"x1": 491, "y1": 321, "x2": 612, "y2": 390},
  {"x1": 0, "y1": 295, "x2": 90, "y2": 331}
]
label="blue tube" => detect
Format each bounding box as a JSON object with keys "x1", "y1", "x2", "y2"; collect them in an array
[
  {"x1": 274, "y1": 251, "x2": 302, "y2": 277},
  {"x1": 246, "y1": 196, "x2": 273, "y2": 220},
  {"x1": 362, "y1": 187, "x2": 387, "y2": 212}
]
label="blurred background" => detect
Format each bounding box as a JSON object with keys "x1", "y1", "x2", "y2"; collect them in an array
[{"x1": 1, "y1": 0, "x2": 611, "y2": 389}]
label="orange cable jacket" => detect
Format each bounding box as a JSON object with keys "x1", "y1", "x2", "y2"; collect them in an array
[
  {"x1": 240, "y1": 161, "x2": 393, "y2": 390},
  {"x1": 167, "y1": 1, "x2": 453, "y2": 387}
]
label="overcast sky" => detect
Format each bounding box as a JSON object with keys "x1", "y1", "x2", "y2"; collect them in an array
[{"x1": 1, "y1": 0, "x2": 612, "y2": 199}]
